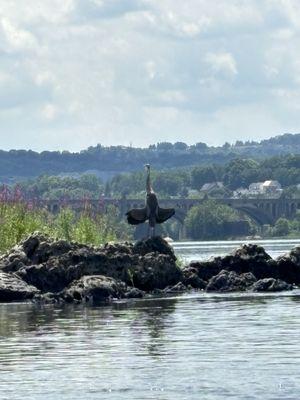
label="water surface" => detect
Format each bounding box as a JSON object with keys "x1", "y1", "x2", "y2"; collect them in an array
[
  {"x1": 173, "y1": 238, "x2": 300, "y2": 263},
  {"x1": 1, "y1": 240, "x2": 300, "y2": 400}
]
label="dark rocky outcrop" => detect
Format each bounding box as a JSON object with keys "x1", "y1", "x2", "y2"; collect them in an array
[
  {"x1": 183, "y1": 244, "x2": 278, "y2": 284},
  {"x1": 251, "y1": 278, "x2": 293, "y2": 292},
  {"x1": 206, "y1": 270, "x2": 257, "y2": 292},
  {"x1": 0, "y1": 233, "x2": 299, "y2": 303},
  {"x1": 0, "y1": 233, "x2": 181, "y2": 302},
  {"x1": 183, "y1": 243, "x2": 299, "y2": 293},
  {"x1": 218, "y1": 244, "x2": 278, "y2": 279},
  {"x1": 164, "y1": 282, "x2": 188, "y2": 294},
  {"x1": 0, "y1": 271, "x2": 39, "y2": 301},
  {"x1": 61, "y1": 275, "x2": 127, "y2": 304},
  {"x1": 276, "y1": 246, "x2": 300, "y2": 284},
  {"x1": 132, "y1": 236, "x2": 176, "y2": 260}
]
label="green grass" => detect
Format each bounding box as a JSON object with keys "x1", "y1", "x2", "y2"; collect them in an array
[{"x1": 0, "y1": 202, "x2": 126, "y2": 253}]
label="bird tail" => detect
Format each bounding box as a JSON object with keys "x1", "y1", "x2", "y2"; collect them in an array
[
  {"x1": 156, "y1": 207, "x2": 175, "y2": 224},
  {"x1": 126, "y1": 208, "x2": 147, "y2": 225}
]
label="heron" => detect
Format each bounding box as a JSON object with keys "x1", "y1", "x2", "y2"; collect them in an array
[{"x1": 126, "y1": 164, "x2": 175, "y2": 237}]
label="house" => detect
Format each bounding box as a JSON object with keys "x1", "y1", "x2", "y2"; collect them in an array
[
  {"x1": 200, "y1": 182, "x2": 224, "y2": 193},
  {"x1": 249, "y1": 182, "x2": 264, "y2": 193},
  {"x1": 233, "y1": 188, "x2": 250, "y2": 198},
  {"x1": 234, "y1": 180, "x2": 282, "y2": 198},
  {"x1": 262, "y1": 180, "x2": 282, "y2": 194}
]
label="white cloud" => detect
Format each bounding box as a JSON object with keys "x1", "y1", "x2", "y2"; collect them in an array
[
  {"x1": 0, "y1": 18, "x2": 38, "y2": 52},
  {"x1": 205, "y1": 52, "x2": 238, "y2": 78},
  {"x1": 41, "y1": 103, "x2": 58, "y2": 120},
  {"x1": 0, "y1": 0, "x2": 299, "y2": 151}
]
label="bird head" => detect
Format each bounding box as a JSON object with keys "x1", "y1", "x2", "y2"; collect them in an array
[{"x1": 144, "y1": 164, "x2": 150, "y2": 171}]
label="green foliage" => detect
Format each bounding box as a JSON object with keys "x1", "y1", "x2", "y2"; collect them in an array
[
  {"x1": 54, "y1": 208, "x2": 74, "y2": 241},
  {"x1": 2, "y1": 133, "x2": 300, "y2": 181},
  {"x1": 0, "y1": 202, "x2": 128, "y2": 254},
  {"x1": 17, "y1": 174, "x2": 104, "y2": 200},
  {"x1": 191, "y1": 166, "x2": 217, "y2": 189},
  {"x1": 0, "y1": 203, "x2": 47, "y2": 253},
  {"x1": 273, "y1": 218, "x2": 290, "y2": 236},
  {"x1": 223, "y1": 159, "x2": 260, "y2": 189},
  {"x1": 184, "y1": 200, "x2": 241, "y2": 240}
]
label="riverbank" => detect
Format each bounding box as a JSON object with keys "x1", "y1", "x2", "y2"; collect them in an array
[{"x1": 0, "y1": 232, "x2": 300, "y2": 304}]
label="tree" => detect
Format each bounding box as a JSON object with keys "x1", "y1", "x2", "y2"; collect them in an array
[
  {"x1": 184, "y1": 200, "x2": 240, "y2": 240},
  {"x1": 273, "y1": 218, "x2": 290, "y2": 236},
  {"x1": 191, "y1": 166, "x2": 217, "y2": 189},
  {"x1": 223, "y1": 158, "x2": 259, "y2": 189}
]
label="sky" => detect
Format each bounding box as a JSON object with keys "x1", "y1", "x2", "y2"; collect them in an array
[{"x1": 0, "y1": 0, "x2": 300, "y2": 151}]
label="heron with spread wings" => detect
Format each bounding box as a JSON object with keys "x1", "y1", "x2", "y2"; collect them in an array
[{"x1": 126, "y1": 164, "x2": 175, "y2": 237}]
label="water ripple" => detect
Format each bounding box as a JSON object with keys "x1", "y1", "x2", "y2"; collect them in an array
[{"x1": 0, "y1": 292, "x2": 300, "y2": 399}]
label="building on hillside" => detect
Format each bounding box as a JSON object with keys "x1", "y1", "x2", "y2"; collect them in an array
[
  {"x1": 233, "y1": 180, "x2": 282, "y2": 198},
  {"x1": 233, "y1": 188, "x2": 250, "y2": 198},
  {"x1": 262, "y1": 180, "x2": 282, "y2": 194},
  {"x1": 200, "y1": 182, "x2": 224, "y2": 193},
  {"x1": 249, "y1": 182, "x2": 264, "y2": 193}
]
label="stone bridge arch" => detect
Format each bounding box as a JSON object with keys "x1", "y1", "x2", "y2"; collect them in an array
[{"x1": 231, "y1": 204, "x2": 275, "y2": 225}]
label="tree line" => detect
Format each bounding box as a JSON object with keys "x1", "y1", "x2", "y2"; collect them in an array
[
  {"x1": 1, "y1": 133, "x2": 300, "y2": 180},
  {"x1": 9, "y1": 153, "x2": 300, "y2": 201}
]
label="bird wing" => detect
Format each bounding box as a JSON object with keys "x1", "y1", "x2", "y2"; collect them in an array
[
  {"x1": 156, "y1": 207, "x2": 175, "y2": 224},
  {"x1": 126, "y1": 208, "x2": 147, "y2": 225}
]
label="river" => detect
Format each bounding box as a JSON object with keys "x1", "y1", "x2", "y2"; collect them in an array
[{"x1": 0, "y1": 239, "x2": 300, "y2": 400}]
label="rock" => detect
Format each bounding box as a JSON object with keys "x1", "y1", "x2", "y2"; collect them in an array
[
  {"x1": 164, "y1": 282, "x2": 187, "y2": 293},
  {"x1": 276, "y1": 246, "x2": 300, "y2": 284},
  {"x1": 0, "y1": 271, "x2": 39, "y2": 302},
  {"x1": 133, "y1": 236, "x2": 176, "y2": 260},
  {"x1": 124, "y1": 287, "x2": 145, "y2": 298},
  {"x1": 183, "y1": 260, "x2": 223, "y2": 282},
  {"x1": 103, "y1": 241, "x2": 133, "y2": 255},
  {"x1": 0, "y1": 233, "x2": 181, "y2": 293},
  {"x1": 251, "y1": 278, "x2": 293, "y2": 292},
  {"x1": 185, "y1": 244, "x2": 278, "y2": 283},
  {"x1": 182, "y1": 267, "x2": 207, "y2": 289},
  {"x1": 220, "y1": 244, "x2": 278, "y2": 279},
  {"x1": 130, "y1": 253, "x2": 182, "y2": 291},
  {"x1": 32, "y1": 292, "x2": 61, "y2": 304},
  {"x1": 206, "y1": 270, "x2": 257, "y2": 292},
  {"x1": 62, "y1": 275, "x2": 126, "y2": 304}
]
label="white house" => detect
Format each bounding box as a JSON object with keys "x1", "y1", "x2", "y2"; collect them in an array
[{"x1": 262, "y1": 180, "x2": 282, "y2": 194}]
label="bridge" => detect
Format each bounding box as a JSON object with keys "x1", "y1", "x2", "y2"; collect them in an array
[{"x1": 42, "y1": 196, "x2": 300, "y2": 228}]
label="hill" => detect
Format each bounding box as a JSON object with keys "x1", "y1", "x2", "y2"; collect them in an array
[{"x1": 1, "y1": 133, "x2": 300, "y2": 183}]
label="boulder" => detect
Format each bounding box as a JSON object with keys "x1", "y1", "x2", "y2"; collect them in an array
[
  {"x1": 220, "y1": 244, "x2": 278, "y2": 279},
  {"x1": 181, "y1": 267, "x2": 207, "y2": 289},
  {"x1": 251, "y1": 278, "x2": 293, "y2": 292},
  {"x1": 130, "y1": 253, "x2": 182, "y2": 291},
  {"x1": 206, "y1": 270, "x2": 257, "y2": 292},
  {"x1": 133, "y1": 236, "x2": 176, "y2": 260},
  {"x1": 61, "y1": 275, "x2": 126, "y2": 303},
  {"x1": 0, "y1": 271, "x2": 39, "y2": 302},
  {"x1": 184, "y1": 244, "x2": 278, "y2": 284},
  {"x1": 164, "y1": 282, "x2": 188, "y2": 293},
  {"x1": 183, "y1": 260, "x2": 223, "y2": 282},
  {"x1": 276, "y1": 246, "x2": 300, "y2": 284},
  {"x1": 124, "y1": 287, "x2": 145, "y2": 299}
]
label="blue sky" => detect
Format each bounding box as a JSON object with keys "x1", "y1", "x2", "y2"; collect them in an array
[{"x1": 0, "y1": 0, "x2": 299, "y2": 151}]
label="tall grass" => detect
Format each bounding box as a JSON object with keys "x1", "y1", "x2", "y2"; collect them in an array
[{"x1": 0, "y1": 201, "x2": 124, "y2": 254}]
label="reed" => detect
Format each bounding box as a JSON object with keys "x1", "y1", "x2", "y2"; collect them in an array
[{"x1": 0, "y1": 200, "x2": 123, "y2": 253}]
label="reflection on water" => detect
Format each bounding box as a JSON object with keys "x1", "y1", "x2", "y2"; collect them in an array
[{"x1": 1, "y1": 292, "x2": 300, "y2": 399}]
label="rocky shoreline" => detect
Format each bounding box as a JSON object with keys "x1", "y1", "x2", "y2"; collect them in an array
[{"x1": 0, "y1": 233, "x2": 299, "y2": 304}]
